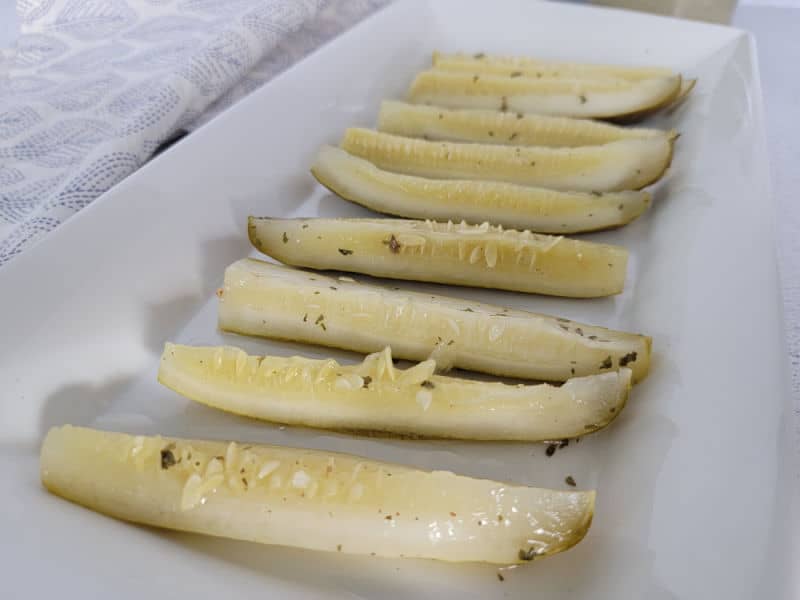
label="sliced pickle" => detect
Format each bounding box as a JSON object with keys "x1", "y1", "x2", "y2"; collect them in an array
[
  {"x1": 249, "y1": 217, "x2": 628, "y2": 298},
  {"x1": 312, "y1": 146, "x2": 650, "y2": 233},
  {"x1": 217, "y1": 259, "x2": 652, "y2": 382},
  {"x1": 41, "y1": 425, "x2": 595, "y2": 563},
  {"x1": 341, "y1": 128, "x2": 672, "y2": 192},
  {"x1": 159, "y1": 343, "x2": 631, "y2": 440},
  {"x1": 408, "y1": 69, "x2": 682, "y2": 120}
]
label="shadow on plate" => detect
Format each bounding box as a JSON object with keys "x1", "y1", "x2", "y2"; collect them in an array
[{"x1": 38, "y1": 375, "x2": 139, "y2": 439}]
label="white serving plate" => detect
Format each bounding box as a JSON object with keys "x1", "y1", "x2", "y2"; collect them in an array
[{"x1": 0, "y1": 1, "x2": 795, "y2": 598}]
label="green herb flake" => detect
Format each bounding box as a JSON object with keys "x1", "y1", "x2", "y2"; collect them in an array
[
  {"x1": 545, "y1": 443, "x2": 556, "y2": 457},
  {"x1": 473, "y1": 52, "x2": 485, "y2": 59},
  {"x1": 282, "y1": 232, "x2": 288, "y2": 244},
  {"x1": 500, "y1": 96, "x2": 509, "y2": 112},
  {"x1": 461, "y1": 307, "x2": 474, "y2": 312},
  {"x1": 565, "y1": 475, "x2": 576, "y2": 487},
  {"x1": 600, "y1": 356, "x2": 613, "y2": 369},
  {"x1": 488, "y1": 130, "x2": 494, "y2": 137},
  {"x1": 510, "y1": 71, "x2": 522, "y2": 78},
  {"x1": 303, "y1": 313, "x2": 307, "y2": 322},
  {"x1": 472, "y1": 74, "x2": 480, "y2": 83},
  {"x1": 509, "y1": 132, "x2": 518, "y2": 141},
  {"x1": 590, "y1": 191, "x2": 602, "y2": 197},
  {"x1": 362, "y1": 376, "x2": 372, "y2": 389},
  {"x1": 338, "y1": 248, "x2": 353, "y2": 256},
  {"x1": 579, "y1": 94, "x2": 587, "y2": 104},
  {"x1": 420, "y1": 380, "x2": 435, "y2": 389},
  {"x1": 382, "y1": 234, "x2": 401, "y2": 253},
  {"x1": 160, "y1": 447, "x2": 176, "y2": 470},
  {"x1": 518, "y1": 547, "x2": 540, "y2": 561},
  {"x1": 497, "y1": 572, "x2": 505, "y2": 582},
  {"x1": 619, "y1": 351, "x2": 637, "y2": 367}
]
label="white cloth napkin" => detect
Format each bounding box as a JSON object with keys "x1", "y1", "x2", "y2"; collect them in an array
[{"x1": 0, "y1": 0, "x2": 386, "y2": 266}]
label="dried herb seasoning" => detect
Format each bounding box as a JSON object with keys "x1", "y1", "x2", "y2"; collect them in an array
[
  {"x1": 518, "y1": 547, "x2": 539, "y2": 561},
  {"x1": 160, "y1": 447, "x2": 176, "y2": 470},
  {"x1": 383, "y1": 235, "x2": 401, "y2": 253}
]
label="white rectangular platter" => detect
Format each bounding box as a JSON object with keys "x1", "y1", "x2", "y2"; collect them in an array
[{"x1": 0, "y1": 1, "x2": 795, "y2": 598}]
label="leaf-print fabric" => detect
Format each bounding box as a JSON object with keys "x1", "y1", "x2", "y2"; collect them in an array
[{"x1": 0, "y1": 0, "x2": 387, "y2": 266}]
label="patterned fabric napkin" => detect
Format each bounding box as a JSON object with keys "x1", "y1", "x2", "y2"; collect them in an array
[{"x1": 0, "y1": 0, "x2": 386, "y2": 266}]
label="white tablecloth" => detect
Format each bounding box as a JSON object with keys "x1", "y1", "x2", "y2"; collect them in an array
[{"x1": 0, "y1": 0, "x2": 387, "y2": 264}]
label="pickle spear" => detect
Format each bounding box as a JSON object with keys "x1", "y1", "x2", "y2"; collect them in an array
[
  {"x1": 217, "y1": 259, "x2": 652, "y2": 382},
  {"x1": 340, "y1": 128, "x2": 673, "y2": 192},
  {"x1": 432, "y1": 51, "x2": 675, "y2": 82},
  {"x1": 312, "y1": 146, "x2": 650, "y2": 233},
  {"x1": 41, "y1": 425, "x2": 596, "y2": 563},
  {"x1": 249, "y1": 217, "x2": 628, "y2": 298},
  {"x1": 159, "y1": 343, "x2": 631, "y2": 440},
  {"x1": 408, "y1": 69, "x2": 682, "y2": 121},
  {"x1": 377, "y1": 101, "x2": 675, "y2": 147}
]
